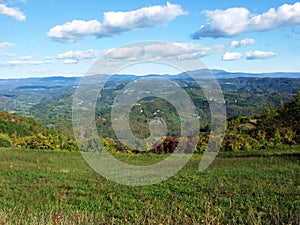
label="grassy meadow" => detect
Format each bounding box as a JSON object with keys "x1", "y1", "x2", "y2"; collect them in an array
[{"x1": 0, "y1": 148, "x2": 299, "y2": 224}]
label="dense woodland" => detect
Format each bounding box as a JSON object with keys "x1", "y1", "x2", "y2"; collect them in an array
[
  {"x1": 0, "y1": 76, "x2": 300, "y2": 153},
  {"x1": 27, "y1": 77, "x2": 300, "y2": 134},
  {"x1": 222, "y1": 89, "x2": 300, "y2": 151},
  {"x1": 0, "y1": 111, "x2": 77, "y2": 151},
  {"x1": 103, "y1": 90, "x2": 300, "y2": 153}
]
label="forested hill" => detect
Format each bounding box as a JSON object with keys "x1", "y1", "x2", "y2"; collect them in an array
[
  {"x1": 1, "y1": 90, "x2": 300, "y2": 153},
  {"x1": 0, "y1": 111, "x2": 77, "y2": 151},
  {"x1": 1, "y1": 75, "x2": 300, "y2": 153},
  {"x1": 223, "y1": 90, "x2": 300, "y2": 151},
  {"x1": 104, "y1": 90, "x2": 300, "y2": 153}
]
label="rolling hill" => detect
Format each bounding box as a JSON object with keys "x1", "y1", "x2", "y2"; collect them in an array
[{"x1": 0, "y1": 111, "x2": 77, "y2": 151}]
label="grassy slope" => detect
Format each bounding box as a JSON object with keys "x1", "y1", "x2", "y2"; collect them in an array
[{"x1": 0, "y1": 148, "x2": 299, "y2": 224}]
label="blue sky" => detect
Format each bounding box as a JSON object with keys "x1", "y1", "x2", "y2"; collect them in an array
[{"x1": 1, "y1": 0, "x2": 300, "y2": 78}]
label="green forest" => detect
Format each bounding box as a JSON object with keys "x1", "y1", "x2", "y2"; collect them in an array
[
  {"x1": 0, "y1": 111, "x2": 77, "y2": 151},
  {"x1": 1, "y1": 78, "x2": 300, "y2": 154},
  {"x1": 102, "y1": 89, "x2": 300, "y2": 153}
]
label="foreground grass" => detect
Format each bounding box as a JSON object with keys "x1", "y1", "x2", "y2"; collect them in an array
[{"x1": 0, "y1": 148, "x2": 299, "y2": 224}]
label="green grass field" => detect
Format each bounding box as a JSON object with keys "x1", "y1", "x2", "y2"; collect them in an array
[{"x1": 0, "y1": 148, "x2": 299, "y2": 224}]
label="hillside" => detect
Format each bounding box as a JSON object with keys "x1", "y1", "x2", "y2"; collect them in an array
[
  {"x1": 223, "y1": 90, "x2": 300, "y2": 151},
  {"x1": 1, "y1": 74, "x2": 300, "y2": 115},
  {"x1": 103, "y1": 90, "x2": 300, "y2": 153},
  {"x1": 28, "y1": 77, "x2": 299, "y2": 133},
  {"x1": 1, "y1": 75, "x2": 300, "y2": 153},
  {"x1": 0, "y1": 111, "x2": 77, "y2": 151}
]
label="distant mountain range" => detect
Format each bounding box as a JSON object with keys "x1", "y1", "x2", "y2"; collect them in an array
[
  {"x1": 0, "y1": 76, "x2": 80, "y2": 90},
  {"x1": 1, "y1": 70, "x2": 300, "y2": 90},
  {"x1": 210, "y1": 70, "x2": 300, "y2": 79}
]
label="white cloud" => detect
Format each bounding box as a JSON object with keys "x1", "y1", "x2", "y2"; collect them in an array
[
  {"x1": 192, "y1": 2, "x2": 300, "y2": 38},
  {"x1": 0, "y1": 42, "x2": 14, "y2": 58},
  {"x1": 230, "y1": 38, "x2": 255, "y2": 48},
  {"x1": 230, "y1": 40, "x2": 240, "y2": 48},
  {"x1": 63, "y1": 59, "x2": 78, "y2": 64},
  {"x1": 54, "y1": 43, "x2": 223, "y2": 70},
  {"x1": 55, "y1": 43, "x2": 222, "y2": 65},
  {"x1": 245, "y1": 50, "x2": 277, "y2": 60},
  {"x1": 47, "y1": 20, "x2": 102, "y2": 43},
  {"x1": 56, "y1": 49, "x2": 102, "y2": 64},
  {"x1": 104, "y1": 42, "x2": 224, "y2": 61},
  {"x1": 45, "y1": 56, "x2": 54, "y2": 60},
  {"x1": 0, "y1": 42, "x2": 14, "y2": 49},
  {"x1": 222, "y1": 52, "x2": 242, "y2": 61},
  {"x1": 100, "y1": 2, "x2": 187, "y2": 35},
  {"x1": 47, "y1": 2, "x2": 187, "y2": 43},
  {"x1": 19, "y1": 55, "x2": 32, "y2": 60},
  {"x1": 0, "y1": 4, "x2": 25, "y2": 21},
  {"x1": 175, "y1": 43, "x2": 225, "y2": 58},
  {"x1": 0, "y1": 60, "x2": 43, "y2": 67},
  {"x1": 105, "y1": 46, "x2": 142, "y2": 60},
  {"x1": 143, "y1": 43, "x2": 190, "y2": 60}
]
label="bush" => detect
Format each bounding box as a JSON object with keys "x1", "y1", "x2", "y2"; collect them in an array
[{"x1": 0, "y1": 137, "x2": 11, "y2": 148}]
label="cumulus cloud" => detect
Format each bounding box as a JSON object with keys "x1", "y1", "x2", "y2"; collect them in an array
[
  {"x1": 230, "y1": 38, "x2": 255, "y2": 48},
  {"x1": 47, "y1": 20, "x2": 102, "y2": 43},
  {"x1": 245, "y1": 50, "x2": 277, "y2": 60},
  {"x1": 100, "y1": 2, "x2": 187, "y2": 34},
  {"x1": 0, "y1": 4, "x2": 25, "y2": 21},
  {"x1": 222, "y1": 52, "x2": 242, "y2": 61},
  {"x1": 48, "y1": 2, "x2": 187, "y2": 43},
  {"x1": 192, "y1": 2, "x2": 300, "y2": 38},
  {"x1": 56, "y1": 49, "x2": 102, "y2": 64}
]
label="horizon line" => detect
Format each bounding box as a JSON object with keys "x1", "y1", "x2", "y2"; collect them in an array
[{"x1": 1, "y1": 69, "x2": 300, "y2": 80}]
